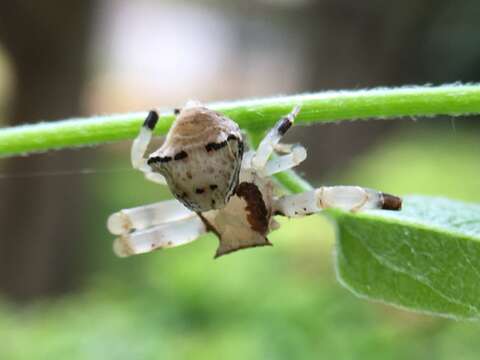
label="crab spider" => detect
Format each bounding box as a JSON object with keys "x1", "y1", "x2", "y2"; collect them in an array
[{"x1": 107, "y1": 103, "x2": 402, "y2": 258}]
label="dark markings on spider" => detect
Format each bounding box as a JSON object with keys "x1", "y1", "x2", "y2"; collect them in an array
[
  {"x1": 205, "y1": 141, "x2": 228, "y2": 152},
  {"x1": 235, "y1": 182, "x2": 269, "y2": 234},
  {"x1": 174, "y1": 150, "x2": 188, "y2": 160},
  {"x1": 382, "y1": 193, "x2": 402, "y2": 210},
  {"x1": 277, "y1": 117, "x2": 292, "y2": 135},
  {"x1": 143, "y1": 110, "x2": 159, "y2": 130},
  {"x1": 147, "y1": 156, "x2": 171, "y2": 165}
]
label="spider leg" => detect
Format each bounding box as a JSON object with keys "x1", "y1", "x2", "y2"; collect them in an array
[
  {"x1": 131, "y1": 110, "x2": 158, "y2": 171},
  {"x1": 262, "y1": 144, "x2": 307, "y2": 176},
  {"x1": 272, "y1": 143, "x2": 297, "y2": 154},
  {"x1": 131, "y1": 110, "x2": 167, "y2": 185},
  {"x1": 251, "y1": 105, "x2": 301, "y2": 170},
  {"x1": 113, "y1": 216, "x2": 207, "y2": 257},
  {"x1": 273, "y1": 186, "x2": 402, "y2": 217},
  {"x1": 144, "y1": 172, "x2": 168, "y2": 184},
  {"x1": 107, "y1": 199, "x2": 194, "y2": 235}
]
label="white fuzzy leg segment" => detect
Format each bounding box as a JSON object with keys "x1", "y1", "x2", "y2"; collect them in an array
[
  {"x1": 241, "y1": 149, "x2": 255, "y2": 168},
  {"x1": 273, "y1": 190, "x2": 319, "y2": 217},
  {"x1": 131, "y1": 111, "x2": 157, "y2": 171},
  {"x1": 107, "y1": 199, "x2": 195, "y2": 235},
  {"x1": 252, "y1": 105, "x2": 301, "y2": 170},
  {"x1": 113, "y1": 216, "x2": 207, "y2": 257},
  {"x1": 144, "y1": 172, "x2": 168, "y2": 184},
  {"x1": 317, "y1": 186, "x2": 386, "y2": 211},
  {"x1": 274, "y1": 186, "x2": 402, "y2": 217},
  {"x1": 263, "y1": 144, "x2": 307, "y2": 176},
  {"x1": 131, "y1": 111, "x2": 167, "y2": 184}
]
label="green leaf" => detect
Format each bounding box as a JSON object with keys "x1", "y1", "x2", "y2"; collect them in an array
[{"x1": 329, "y1": 195, "x2": 480, "y2": 319}]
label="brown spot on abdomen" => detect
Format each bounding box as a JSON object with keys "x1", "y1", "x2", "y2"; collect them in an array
[
  {"x1": 174, "y1": 150, "x2": 188, "y2": 160},
  {"x1": 235, "y1": 182, "x2": 269, "y2": 234}
]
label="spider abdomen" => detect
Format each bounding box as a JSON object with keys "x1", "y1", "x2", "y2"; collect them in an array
[{"x1": 147, "y1": 105, "x2": 243, "y2": 212}]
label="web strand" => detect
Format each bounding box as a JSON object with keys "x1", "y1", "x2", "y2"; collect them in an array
[{"x1": 0, "y1": 167, "x2": 133, "y2": 180}]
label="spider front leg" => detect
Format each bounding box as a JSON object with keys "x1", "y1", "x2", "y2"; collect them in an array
[
  {"x1": 131, "y1": 110, "x2": 167, "y2": 185},
  {"x1": 113, "y1": 216, "x2": 207, "y2": 257},
  {"x1": 262, "y1": 144, "x2": 307, "y2": 176},
  {"x1": 251, "y1": 105, "x2": 302, "y2": 171},
  {"x1": 107, "y1": 199, "x2": 206, "y2": 257},
  {"x1": 274, "y1": 186, "x2": 402, "y2": 217},
  {"x1": 107, "y1": 199, "x2": 195, "y2": 235}
]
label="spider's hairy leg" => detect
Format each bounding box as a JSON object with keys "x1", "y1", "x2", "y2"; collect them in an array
[
  {"x1": 273, "y1": 186, "x2": 402, "y2": 217},
  {"x1": 131, "y1": 110, "x2": 158, "y2": 170},
  {"x1": 107, "y1": 199, "x2": 195, "y2": 235},
  {"x1": 144, "y1": 171, "x2": 168, "y2": 184},
  {"x1": 262, "y1": 144, "x2": 307, "y2": 176},
  {"x1": 131, "y1": 110, "x2": 167, "y2": 184},
  {"x1": 113, "y1": 216, "x2": 207, "y2": 257},
  {"x1": 252, "y1": 105, "x2": 301, "y2": 170}
]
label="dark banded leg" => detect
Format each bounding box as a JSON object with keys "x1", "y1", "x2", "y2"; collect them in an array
[
  {"x1": 131, "y1": 110, "x2": 167, "y2": 184},
  {"x1": 251, "y1": 105, "x2": 301, "y2": 169}
]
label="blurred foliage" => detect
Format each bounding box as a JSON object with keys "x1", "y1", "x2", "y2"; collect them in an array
[{"x1": 1, "y1": 123, "x2": 479, "y2": 359}]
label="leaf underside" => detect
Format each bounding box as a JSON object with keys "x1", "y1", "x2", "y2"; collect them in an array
[{"x1": 329, "y1": 195, "x2": 480, "y2": 320}]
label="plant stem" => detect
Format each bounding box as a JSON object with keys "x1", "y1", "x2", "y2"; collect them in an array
[
  {"x1": 272, "y1": 171, "x2": 313, "y2": 194},
  {"x1": 1, "y1": 84, "x2": 480, "y2": 158}
]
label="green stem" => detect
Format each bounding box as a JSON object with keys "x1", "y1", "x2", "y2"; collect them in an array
[
  {"x1": 1, "y1": 84, "x2": 479, "y2": 158},
  {"x1": 271, "y1": 171, "x2": 314, "y2": 194}
]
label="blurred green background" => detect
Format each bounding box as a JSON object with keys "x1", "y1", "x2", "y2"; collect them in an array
[{"x1": 0, "y1": 1, "x2": 479, "y2": 359}]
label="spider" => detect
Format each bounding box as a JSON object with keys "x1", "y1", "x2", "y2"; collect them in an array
[{"x1": 107, "y1": 102, "x2": 402, "y2": 258}]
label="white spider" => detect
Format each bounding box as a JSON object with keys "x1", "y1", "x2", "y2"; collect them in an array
[{"x1": 107, "y1": 102, "x2": 402, "y2": 258}]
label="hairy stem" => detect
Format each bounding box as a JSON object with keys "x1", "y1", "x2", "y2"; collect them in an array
[{"x1": 1, "y1": 84, "x2": 479, "y2": 158}]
